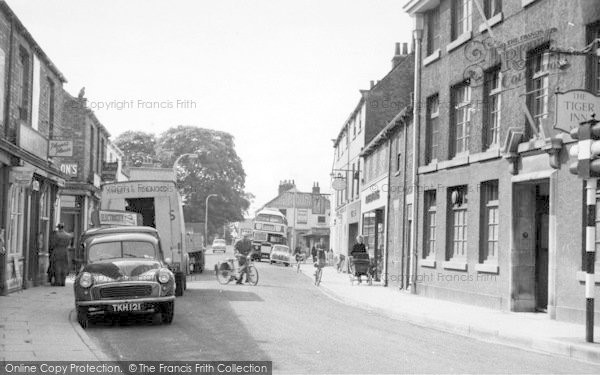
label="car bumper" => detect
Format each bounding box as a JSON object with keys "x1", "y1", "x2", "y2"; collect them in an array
[{"x1": 76, "y1": 295, "x2": 175, "y2": 306}]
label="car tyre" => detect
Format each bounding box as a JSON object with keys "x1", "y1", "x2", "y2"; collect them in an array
[
  {"x1": 76, "y1": 306, "x2": 89, "y2": 329},
  {"x1": 284, "y1": 263, "x2": 289, "y2": 267},
  {"x1": 175, "y1": 272, "x2": 184, "y2": 297},
  {"x1": 161, "y1": 301, "x2": 174, "y2": 324}
]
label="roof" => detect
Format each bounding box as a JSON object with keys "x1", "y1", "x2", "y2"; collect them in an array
[
  {"x1": 258, "y1": 189, "x2": 331, "y2": 213},
  {"x1": 361, "y1": 105, "x2": 412, "y2": 157},
  {"x1": 0, "y1": 1, "x2": 67, "y2": 83},
  {"x1": 333, "y1": 96, "x2": 366, "y2": 147},
  {"x1": 403, "y1": 0, "x2": 440, "y2": 14}
]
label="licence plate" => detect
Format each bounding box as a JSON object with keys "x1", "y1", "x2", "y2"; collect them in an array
[{"x1": 112, "y1": 303, "x2": 142, "y2": 312}]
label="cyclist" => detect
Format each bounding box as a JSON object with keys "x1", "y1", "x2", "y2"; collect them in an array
[
  {"x1": 234, "y1": 233, "x2": 254, "y2": 284},
  {"x1": 314, "y1": 238, "x2": 327, "y2": 278}
]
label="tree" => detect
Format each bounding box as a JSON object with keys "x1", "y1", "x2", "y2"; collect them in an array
[
  {"x1": 114, "y1": 131, "x2": 156, "y2": 166},
  {"x1": 157, "y1": 126, "x2": 250, "y2": 238}
]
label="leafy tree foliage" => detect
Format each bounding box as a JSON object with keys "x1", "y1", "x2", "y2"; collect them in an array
[
  {"x1": 156, "y1": 126, "x2": 250, "y2": 240},
  {"x1": 114, "y1": 131, "x2": 156, "y2": 166}
]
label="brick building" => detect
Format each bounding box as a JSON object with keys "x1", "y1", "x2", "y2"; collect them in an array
[
  {"x1": 331, "y1": 43, "x2": 414, "y2": 261},
  {"x1": 404, "y1": 0, "x2": 600, "y2": 324},
  {"x1": 0, "y1": 1, "x2": 67, "y2": 293},
  {"x1": 260, "y1": 180, "x2": 330, "y2": 251},
  {"x1": 52, "y1": 90, "x2": 114, "y2": 244}
]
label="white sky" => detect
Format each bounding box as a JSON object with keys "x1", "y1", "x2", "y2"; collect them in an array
[{"x1": 7, "y1": 0, "x2": 413, "y2": 215}]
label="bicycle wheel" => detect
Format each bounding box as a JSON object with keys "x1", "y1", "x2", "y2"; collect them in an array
[
  {"x1": 246, "y1": 265, "x2": 259, "y2": 286},
  {"x1": 296, "y1": 261, "x2": 301, "y2": 273},
  {"x1": 216, "y1": 263, "x2": 233, "y2": 285},
  {"x1": 315, "y1": 267, "x2": 323, "y2": 286}
]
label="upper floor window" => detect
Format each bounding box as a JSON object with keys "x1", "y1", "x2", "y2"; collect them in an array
[
  {"x1": 587, "y1": 22, "x2": 600, "y2": 94},
  {"x1": 426, "y1": 94, "x2": 439, "y2": 163},
  {"x1": 451, "y1": 83, "x2": 472, "y2": 156},
  {"x1": 427, "y1": 7, "x2": 440, "y2": 55},
  {"x1": 318, "y1": 216, "x2": 326, "y2": 224},
  {"x1": 353, "y1": 119, "x2": 356, "y2": 138},
  {"x1": 484, "y1": 68, "x2": 502, "y2": 149},
  {"x1": 18, "y1": 47, "x2": 30, "y2": 122},
  {"x1": 526, "y1": 46, "x2": 549, "y2": 138},
  {"x1": 451, "y1": 0, "x2": 472, "y2": 40},
  {"x1": 483, "y1": 0, "x2": 502, "y2": 19}
]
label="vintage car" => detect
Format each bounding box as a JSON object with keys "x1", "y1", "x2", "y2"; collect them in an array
[
  {"x1": 74, "y1": 227, "x2": 176, "y2": 328},
  {"x1": 269, "y1": 244, "x2": 292, "y2": 266},
  {"x1": 211, "y1": 238, "x2": 227, "y2": 253}
]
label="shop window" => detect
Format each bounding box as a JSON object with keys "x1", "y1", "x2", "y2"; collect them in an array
[
  {"x1": 318, "y1": 216, "x2": 326, "y2": 224},
  {"x1": 362, "y1": 212, "x2": 376, "y2": 252}
]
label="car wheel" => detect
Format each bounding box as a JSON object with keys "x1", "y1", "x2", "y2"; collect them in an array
[
  {"x1": 175, "y1": 272, "x2": 184, "y2": 297},
  {"x1": 161, "y1": 301, "x2": 174, "y2": 324},
  {"x1": 284, "y1": 263, "x2": 289, "y2": 267},
  {"x1": 76, "y1": 306, "x2": 89, "y2": 329}
]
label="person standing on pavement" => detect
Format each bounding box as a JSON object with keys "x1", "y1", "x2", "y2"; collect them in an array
[
  {"x1": 50, "y1": 223, "x2": 73, "y2": 286},
  {"x1": 311, "y1": 244, "x2": 317, "y2": 262},
  {"x1": 234, "y1": 233, "x2": 253, "y2": 284}
]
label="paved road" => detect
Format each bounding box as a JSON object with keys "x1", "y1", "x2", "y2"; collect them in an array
[{"x1": 84, "y1": 248, "x2": 600, "y2": 374}]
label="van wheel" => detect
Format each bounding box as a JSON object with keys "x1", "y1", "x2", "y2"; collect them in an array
[
  {"x1": 175, "y1": 272, "x2": 184, "y2": 296},
  {"x1": 161, "y1": 302, "x2": 174, "y2": 324}
]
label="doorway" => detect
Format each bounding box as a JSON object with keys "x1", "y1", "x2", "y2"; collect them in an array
[
  {"x1": 348, "y1": 223, "x2": 358, "y2": 255},
  {"x1": 512, "y1": 180, "x2": 549, "y2": 312}
]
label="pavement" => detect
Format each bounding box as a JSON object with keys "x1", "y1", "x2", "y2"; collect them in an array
[
  {"x1": 300, "y1": 264, "x2": 600, "y2": 365},
  {"x1": 0, "y1": 277, "x2": 111, "y2": 361}
]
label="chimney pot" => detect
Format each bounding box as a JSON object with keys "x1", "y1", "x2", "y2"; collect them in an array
[
  {"x1": 395, "y1": 42, "x2": 401, "y2": 55},
  {"x1": 402, "y1": 43, "x2": 408, "y2": 55}
]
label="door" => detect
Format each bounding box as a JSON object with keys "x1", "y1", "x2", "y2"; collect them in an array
[
  {"x1": 535, "y1": 184, "x2": 549, "y2": 312},
  {"x1": 348, "y1": 223, "x2": 358, "y2": 255}
]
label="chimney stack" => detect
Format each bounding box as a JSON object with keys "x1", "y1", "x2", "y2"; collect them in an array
[
  {"x1": 370, "y1": 80, "x2": 375, "y2": 89},
  {"x1": 278, "y1": 179, "x2": 295, "y2": 195},
  {"x1": 392, "y1": 42, "x2": 409, "y2": 69},
  {"x1": 312, "y1": 182, "x2": 320, "y2": 195}
]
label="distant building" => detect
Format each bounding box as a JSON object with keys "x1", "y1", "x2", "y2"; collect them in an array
[{"x1": 258, "y1": 180, "x2": 330, "y2": 251}]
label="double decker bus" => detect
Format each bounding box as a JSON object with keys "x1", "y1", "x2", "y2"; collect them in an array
[{"x1": 252, "y1": 208, "x2": 288, "y2": 260}]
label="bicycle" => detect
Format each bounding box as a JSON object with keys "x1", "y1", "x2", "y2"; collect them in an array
[{"x1": 215, "y1": 254, "x2": 259, "y2": 286}]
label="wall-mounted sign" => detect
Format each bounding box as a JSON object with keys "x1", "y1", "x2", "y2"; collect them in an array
[
  {"x1": 331, "y1": 176, "x2": 346, "y2": 191},
  {"x1": 554, "y1": 90, "x2": 600, "y2": 133},
  {"x1": 365, "y1": 190, "x2": 380, "y2": 204},
  {"x1": 101, "y1": 161, "x2": 118, "y2": 181},
  {"x1": 49, "y1": 140, "x2": 73, "y2": 157},
  {"x1": 59, "y1": 163, "x2": 79, "y2": 177},
  {"x1": 98, "y1": 210, "x2": 141, "y2": 226},
  {"x1": 297, "y1": 209, "x2": 308, "y2": 224},
  {"x1": 9, "y1": 166, "x2": 34, "y2": 186}
]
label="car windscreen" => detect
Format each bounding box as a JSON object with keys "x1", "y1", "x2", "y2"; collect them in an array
[{"x1": 89, "y1": 241, "x2": 157, "y2": 262}]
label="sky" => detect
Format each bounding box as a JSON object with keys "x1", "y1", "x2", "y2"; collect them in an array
[{"x1": 7, "y1": 0, "x2": 413, "y2": 215}]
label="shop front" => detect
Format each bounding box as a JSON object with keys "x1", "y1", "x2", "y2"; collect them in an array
[{"x1": 360, "y1": 176, "x2": 388, "y2": 282}]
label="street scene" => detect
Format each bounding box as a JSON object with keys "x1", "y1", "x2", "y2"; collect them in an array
[{"x1": 1, "y1": 0, "x2": 600, "y2": 374}]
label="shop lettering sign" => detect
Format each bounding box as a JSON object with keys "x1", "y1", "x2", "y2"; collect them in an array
[
  {"x1": 49, "y1": 140, "x2": 73, "y2": 157},
  {"x1": 59, "y1": 163, "x2": 79, "y2": 177}
]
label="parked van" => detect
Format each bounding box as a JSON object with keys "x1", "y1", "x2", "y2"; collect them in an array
[{"x1": 100, "y1": 180, "x2": 189, "y2": 295}]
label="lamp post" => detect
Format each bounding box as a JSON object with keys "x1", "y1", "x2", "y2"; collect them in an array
[
  {"x1": 205, "y1": 194, "x2": 218, "y2": 247},
  {"x1": 172, "y1": 153, "x2": 199, "y2": 181}
]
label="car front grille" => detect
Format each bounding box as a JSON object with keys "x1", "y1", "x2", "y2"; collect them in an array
[{"x1": 98, "y1": 284, "x2": 153, "y2": 299}]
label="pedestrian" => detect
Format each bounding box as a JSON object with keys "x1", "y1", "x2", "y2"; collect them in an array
[
  {"x1": 0, "y1": 228, "x2": 6, "y2": 256},
  {"x1": 327, "y1": 248, "x2": 334, "y2": 266},
  {"x1": 314, "y1": 238, "x2": 327, "y2": 277},
  {"x1": 311, "y1": 244, "x2": 317, "y2": 263},
  {"x1": 350, "y1": 235, "x2": 367, "y2": 257},
  {"x1": 49, "y1": 223, "x2": 73, "y2": 286}
]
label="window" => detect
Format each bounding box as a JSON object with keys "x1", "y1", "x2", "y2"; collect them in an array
[
  {"x1": 351, "y1": 163, "x2": 355, "y2": 198},
  {"x1": 396, "y1": 151, "x2": 402, "y2": 172},
  {"x1": 483, "y1": 0, "x2": 502, "y2": 19},
  {"x1": 427, "y1": 7, "x2": 440, "y2": 55},
  {"x1": 526, "y1": 46, "x2": 549, "y2": 138},
  {"x1": 587, "y1": 22, "x2": 600, "y2": 94},
  {"x1": 424, "y1": 190, "x2": 437, "y2": 259},
  {"x1": 362, "y1": 212, "x2": 376, "y2": 251},
  {"x1": 447, "y1": 186, "x2": 468, "y2": 261},
  {"x1": 451, "y1": 84, "x2": 472, "y2": 156},
  {"x1": 426, "y1": 95, "x2": 439, "y2": 163},
  {"x1": 356, "y1": 159, "x2": 361, "y2": 199},
  {"x1": 18, "y1": 47, "x2": 30, "y2": 122},
  {"x1": 452, "y1": 0, "x2": 472, "y2": 40},
  {"x1": 47, "y1": 78, "x2": 55, "y2": 138},
  {"x1": 484, "y1": 68, "x2": 502, "y2": 149},
  {"x1": 480, "y1": 181, "x2": 499, "y2": 264},
  {"x1": 318, "y1": 216, "x2": 326, "y2": 224},
  {"x1": 352, "y1": 119, "x2": 356, "y2": 138}
]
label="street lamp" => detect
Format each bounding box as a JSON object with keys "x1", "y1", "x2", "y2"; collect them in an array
[
  {"x1": 172, "y1": 153, "x2": 199, "y2": 181},
  {"x1": 205, "y1": 194, "x2": 218, "y2": 247}
]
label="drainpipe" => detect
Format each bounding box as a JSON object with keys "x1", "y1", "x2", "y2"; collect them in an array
[
  {"x1": 401, "y1": 114, "x2": 408, "y2": 290},
  {"x1": 409, "y1": 15, "x2": 424, "y2": 294},
  {"x1": 384, "y1": 134, "x2": 393, "y2": 287}
]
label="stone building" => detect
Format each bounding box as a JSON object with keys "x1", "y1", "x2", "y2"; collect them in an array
[{"x1": 404, "y1": 0, "x2": 600, "y2": 324}]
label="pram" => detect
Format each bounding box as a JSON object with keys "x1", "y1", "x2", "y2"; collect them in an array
[{"x1": 348, "y1": 253, "x2": 373, "y2": 286}]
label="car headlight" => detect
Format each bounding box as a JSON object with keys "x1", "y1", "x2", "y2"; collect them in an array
[
  {"x1": 79, "y1": 272, "x2": 93, "y2": 288},
  {"x1": 158, "y1": 269, "x2": 171, "y2": 284}
]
